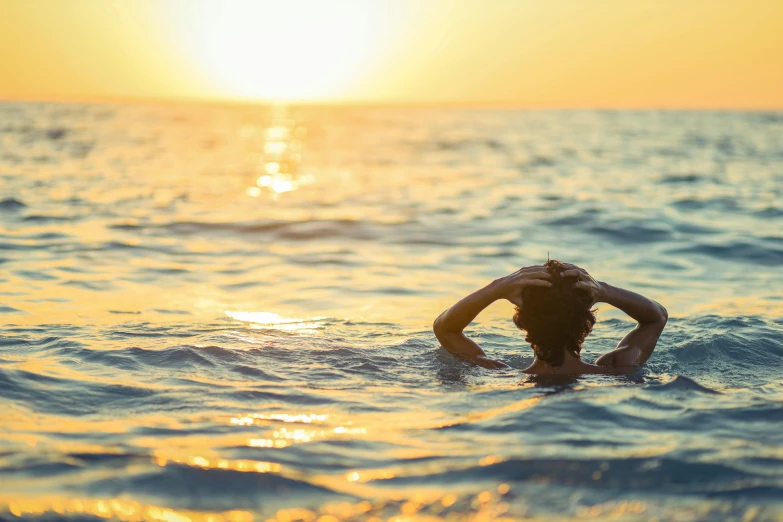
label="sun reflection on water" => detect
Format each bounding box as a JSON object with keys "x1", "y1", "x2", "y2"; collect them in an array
[
  {"x1": 2, "y1": 495, "x2": 254, "y2": 522},
  {"x1": 225, "y1": 311, "x2": 325, "y2": 333},
  {"x1": 248, "y1": 438, "x2": 290, "y2": 448},
  {"x1": 230, "y1": 413, "x2": 330, "y2": 426},
  {"x1": 0, "y1": 489, "x2": 527, "y2": 522},
  {"x1": 228, "y1": 411, "x2": 366, "y2": 449},
  {"x1": 154, "y1": 452, "x2": 281, "y2": 474},
  {"x1": 1, "y1": 475, "x2": 738, "y2": 521},
  {"x1": 245, "y1": 117, "x2": 312, "y2": 197}
]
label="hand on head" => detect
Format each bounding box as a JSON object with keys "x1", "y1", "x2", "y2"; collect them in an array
[
  {"x1": 495, "y1": 265, "x2": 552, "y2": 307},
  {"x1": 561, "y1": 263, "x2": 603, "y2": 305},
  {"x1": 497, "y1": 261, "x2": 603, "y2": 308}
]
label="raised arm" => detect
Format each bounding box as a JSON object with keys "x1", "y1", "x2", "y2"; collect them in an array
[
  {"x1": 562, "y1": 265, "x2": 667, "y2": 367},
  {"x1": 433, "y1": 266, "x2": 552, "y2": 369}
]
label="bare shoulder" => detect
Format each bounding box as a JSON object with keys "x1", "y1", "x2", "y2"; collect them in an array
[{"x1": 595, "y1": 346, "x2": 641, "y2": 367}]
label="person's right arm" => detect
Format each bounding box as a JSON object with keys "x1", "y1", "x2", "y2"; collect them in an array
[{"x1": 562, "y1": 266, "x2": 667, "y2": 367}]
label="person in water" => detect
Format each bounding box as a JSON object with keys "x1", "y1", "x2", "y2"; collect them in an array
[{"x1": 433, "y1": 260, "x2": 668, "y2": 374}]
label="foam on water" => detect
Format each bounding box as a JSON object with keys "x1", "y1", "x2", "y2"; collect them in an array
[{"x1": 1, "y1": 101, "x2": 782, "y2": 521}]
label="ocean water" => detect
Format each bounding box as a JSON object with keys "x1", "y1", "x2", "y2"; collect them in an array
[{"x1": 1, "y1": 101, "x2": 783, "y2": 522}]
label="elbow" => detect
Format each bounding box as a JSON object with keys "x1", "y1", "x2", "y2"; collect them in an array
[
  {"x1": 640, "y1": 302, "x2": 667, "y2": 326},
  {"x1": 432, "y1": 316, "x2": 446, "y2": 340},
  {"x1": 432, "y1": 314, "x2": 451, "y2": 342},
  {"x1": 657, "y1": 303, "x2": 668, "y2": 324}
]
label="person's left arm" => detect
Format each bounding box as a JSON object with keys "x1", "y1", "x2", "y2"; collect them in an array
[{"x1": 433, "y1": 266, "x2": 552, "y2": 369}]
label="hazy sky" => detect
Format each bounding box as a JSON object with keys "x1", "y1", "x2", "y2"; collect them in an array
[{"x1": 1, "y1": 0, "x2": 781, "y2": 108}]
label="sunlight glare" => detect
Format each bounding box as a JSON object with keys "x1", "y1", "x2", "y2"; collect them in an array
[
  {"x1": 224, "y1": 311, "x2": 326, "y2": 332},
  {"x1": 166, "y1": 0, "x2": 395, "y2": 101}
]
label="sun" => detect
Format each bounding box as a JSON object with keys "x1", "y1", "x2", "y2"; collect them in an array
[{"x1": 160, "y1": 0, "x2": 395, "y2": 102}]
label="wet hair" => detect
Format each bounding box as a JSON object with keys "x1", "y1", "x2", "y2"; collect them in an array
[{"x1": 512, "y1": 260, "x2": 596, "y2": 367}]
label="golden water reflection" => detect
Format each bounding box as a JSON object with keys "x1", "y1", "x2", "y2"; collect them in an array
[
  {"x1": 228, "y1": 411, "x2": 365, "y2": 449},
  {"x1": 154, "y1": 452, "x2": 281, "y2": 474},
  {"x1": 4, "y1": 488, "x2": 750, "y2": 522},
  {"x1": 2, "y1": 495, "x2": 254, "y2": 522},
  {"x1": 232, "y1": 413, "x2": 331, "y2": 424},
  {"x1": 246, "y1": 119, "x2": 311, "y2": 197},
  {"x1": 224, "y1": 311, "x2": 325, "y2": 333}
]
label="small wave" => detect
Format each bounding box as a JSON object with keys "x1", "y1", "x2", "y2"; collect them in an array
[
  {"x1": 667, "y1": 240, "x2": 783, "y2": 266},
  {"x1": 0, "y1": 197, "x2": 26, "y2": 210},
  {"x1": 278, "y1": 221, "x2": 376, "y2": 241},
  {"x1": 147, "y1": 219, "x2": 379, "y2": 241},
  {"x1": 659, "y1": 174, "x2": 705, "y2": 184},
  {"x1": 57, "y1": 241, "x2": 178, "y2": 255},
  {"x1": 159, "y1": 220, "x2": 291, "y2": 235},
  {"x1": 220, "y1": 281, "x2": 263, "y2": 291},
  {"x1": 473, "y1": 248, "x2": 518, "y2": 258},
  {"x1": 521, "y1": 155, "x2": 557, "y2": 168},
  {"x1": 123, "y1": 346, "x2": 216, "y2": 368},
  {"x1": 543, "y1": 211, "x2": 676, "y2": 243},
  {"x1": 424, "y1": 138, "x2": 504, "y2": 152},
  {"x1": 22, "y1": 214, "x2": 78, "y2": 222},
  {"x1": 587, "y1": 220, "x2": 672, "y2": 243},
  {"x1": 0, "y1": 240, "x2": 64, "y2": 251},
  {"x1": 353, "y1": 286, "x2": 421, "y2": 296},
  {"x1": 9, "y1": 231, "x2": 71, "y2": 240},
  {"x1": 13, "y1": 270, "x2": 59, "y2": 281},
  {"x1": 392, "y1": 236, "x2": 458, "y2": 246},
  {"x1": 0, "y1": 367, "x2": 158, "y2": 415},
  {"x1": 141, "y1": 267, "x2": 190, "y2": 275},
  {"x1": 109, "y1": 223, "x2": 143, "y2": 230},
  {"x1": 672, "y1": 197, "x2": 739, "y2": 212},
  {"x1": 664, "y1": 316, "x2": 783, "y2": 389},
  {"x1": 226, "y1": 388, "x2": 336, "y2": 405},
  {"x1": 751, "y1": 112, "x2": 783, "y2": 123},
  {"x1": 106, "y1": 324, "x2": 198, "y2": 339},
  {"x1": 374, "y1": 456, "x2": 767, "y2": 497},
  {"x1": 65, "y1": 347, "x2": 145, "y2": 371},
  {"x1": 0, "y1": 333, "x2": 83, "y2": 349},
  {"x1": 671, "y1": 222, "x2": 720, "y2": 235},
  {"x1": 61, "y1": 279, "x2": 114, "y2": 291},
  {"x1": 648, "y1": 375, "x2": 721, "y2": 394},
  {"x1": 45, "y1": 127, "x2": 67, "y2": 140},
  {"x1": 83, "y1": 461, "x2": 344, "y2": 510},
  {"x1": 230, "y1": 364, "x2": 287, "y2": 380},
  {"x1": 756, "y1": 206, "x2": 783, "y2": 218},
  {"x1": 542, "y1": 208, "x2": 602, "y2": 226},
  {"x1": 151, "y1": 308, "x2": 191, "y2": 314},
  {"x1": 286, "y1": 254, "x2": 360, "y2": 266}
]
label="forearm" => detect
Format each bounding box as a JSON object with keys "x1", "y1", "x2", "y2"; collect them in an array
[
  {"x1": 598, "y1": 282, "x2": 667, "y2": 324},
  {"x1": 434, "y1": 281, "x2": 503, "y2": 333}
]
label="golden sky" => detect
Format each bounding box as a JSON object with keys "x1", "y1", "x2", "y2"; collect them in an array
[{"x1": 1, "y1": 0, "x2": 781, "y2": 108}]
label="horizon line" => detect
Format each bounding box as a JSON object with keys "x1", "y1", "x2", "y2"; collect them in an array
[{"x1": 1, "y1": 93, "x2": 781, "y2": 112}]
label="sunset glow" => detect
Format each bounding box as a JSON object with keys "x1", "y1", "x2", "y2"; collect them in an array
[
  {"x1": 1, "y1": 0, "x2": 781, "y2": 107},
  {"x1": 160, "y1": 0, "x2": 398, "y2": 101}
]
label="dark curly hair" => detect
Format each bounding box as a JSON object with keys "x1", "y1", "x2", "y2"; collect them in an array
[{"x1": 512, "y1": 260, "x2": 596, "y2": 367}]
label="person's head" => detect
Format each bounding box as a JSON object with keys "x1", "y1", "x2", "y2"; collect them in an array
[{"x1": 512, "y1": 260, "x2": 596, "y2": 366}]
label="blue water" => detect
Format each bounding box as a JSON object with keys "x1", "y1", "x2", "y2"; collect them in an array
[{"x1": 1, "y1": 101, "x2": 782, "y2": 521}]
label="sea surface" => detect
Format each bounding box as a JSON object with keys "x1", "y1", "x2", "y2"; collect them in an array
[{"x1": 1, "y1": 101, "x2": 782, "y2": 522}]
